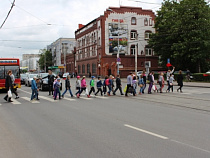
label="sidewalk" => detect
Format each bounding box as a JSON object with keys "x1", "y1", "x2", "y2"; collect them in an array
[{"x1": 121, "y1": 78, "x2": 210, "y2": 88}]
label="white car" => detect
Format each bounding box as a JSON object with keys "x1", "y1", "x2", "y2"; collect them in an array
[
  {"x1": 25, "y1": 74, "x2": 38, "y2": 87},
  {"x1": 206, "y1": 70, "x2": 210, "y2": 74},
  {"x1": 63, "y1": 73, "x2": 69, "y2": 78}
]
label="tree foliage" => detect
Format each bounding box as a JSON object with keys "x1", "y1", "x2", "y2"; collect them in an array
[
  {"x1": 149, "y1": 0, "x2": 210, "y2": 72},
  {"x1": 38, "y1": 49, "x2": 52, "y2": 72}
]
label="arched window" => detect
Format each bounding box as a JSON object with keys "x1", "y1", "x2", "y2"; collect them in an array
[
  {"x1": 92, "y1": 63, "x2": 96, "y2": 73},
  {"x1": 82, "y1": 64, "x2": 85, "y2": 73},
  {"x1": 87, "y1": 64, "x2": 90, "y2": 74},
  {"x1": 131, "y1": 17, "x2": 136, "y2": 25}
]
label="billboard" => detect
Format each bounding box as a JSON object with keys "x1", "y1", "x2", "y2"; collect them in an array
[{"x1": 108, "y1": 23, "x2": 128, "y2": 54}]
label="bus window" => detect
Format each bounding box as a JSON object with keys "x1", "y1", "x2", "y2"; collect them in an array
[
  {"x1": 4, "y1": 66, "x2": 20, "y2": 78},
  {"x1": 0, "y1": 66, "x2": 4, "y2": 79}
]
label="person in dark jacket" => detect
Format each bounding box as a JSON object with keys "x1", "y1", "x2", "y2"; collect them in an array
[
  {"x1": 148, "y1": 71, "x2": 154, "y2": 94},
  {"x1": 95, "y1": 76, "x2": 103, "y2": 96},
  {"x1": 113, "y1": 75, "x2": 124, "y2": 95},
  {"x1": 177, "y1": 70, "x2": 183, "y2": 92},
  {"x1": 4, "y1": 70, "x2": 13, "y2": 102},
  {"x1": 62, "y1": 75, "x2": 73, "y2": 97},
  {"x1": 42, "y1": 70, "x2": 55, "y2": 95}
]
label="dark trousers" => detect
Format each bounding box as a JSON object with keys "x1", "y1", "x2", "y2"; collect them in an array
[
  {"x1": 103, "y1": 86, "x2": 107, "y2": 94},
  {"x1": 49, "y1": 83, "x2": 54, "y2": 95},
  {"x1": 75, "y1": 87, "x2": 81, "y2": 95},
  {"x1": 12, "y1": 86, "x2": 18, "y2": 96},
  {"x1": 114, "y1": 86, "x2": 123, "y2": 94},
  {"x1": 79, "y1": 87, "x2": 87, "y2": 95},
  {"x1": 148, "y1": 82, "x2": 153, "y2": 93},
  {"x1": 89, "y1": 87, "x2": 95, "y2": 95},
  {"x1": 167, "y1": 84, "x2": 173, "y2": 92},
  {"x1": 125, "y1": 84, "x2": 135, "y2": 96},
  {"x1": 95, "y1": 88, "x2": 103, "y2": 96},
  {"x1": 177, "y1": 85, "x2": 183, "y2": 91},
  {"x1": 4, "y1": 88, "x2": 11, "y2": 101},
  {"x1": 54, "y1": 89, "x2": 61, "y2": 99}
]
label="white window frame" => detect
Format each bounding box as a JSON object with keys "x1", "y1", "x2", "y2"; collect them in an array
[
  {"x1": 131, "y1": 45, "x2": 136, "y2": 55},
  {"x1": 145, "y1": 48, "x2": 152, "y2": 56},
  {"x1": 131, "y1": 31, "x2": 137, "y2": 40},
  {"x1": 145, "y1": 61, "x2": 151, "y2": 68}
]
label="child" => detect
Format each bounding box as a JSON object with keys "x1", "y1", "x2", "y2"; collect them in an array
[
  {"x1": 79, "y1": 76, "x2": 90, "y2": 98},
  {"x1": 75, "y1": 76, "x2": 81, "y2": 98},
  {"x1": 89, "y1": 76, "x2": 95, "y2": 96},
  {"x1": 166, "y1": 74, "x2": 174, "y2": 92},
  {"x1": 132, "y1": 76, "x2": 137, "y2": 96},
  {"x1": 54, "y1": 78, "x2": 61, "y2": 100},
  {"x1": 35, "y1": 78, "x2": 40, "y2": 100},
  {"x1": 103, "y1": 76, "x2": 108, "y2": 95},
  {"x1": 62, "y1": 75, "x2": 73, "y2": 98},
  {"x1": 95, "y1": 76, "x2": 103, "y2": 96},
  {"x1": 138, "y1": 74, "x2": 144, "y2": 95}
]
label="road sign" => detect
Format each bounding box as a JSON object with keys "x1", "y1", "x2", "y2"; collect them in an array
[{"x1": 117, "y1": 58, "x2": 121, "y2": 62}]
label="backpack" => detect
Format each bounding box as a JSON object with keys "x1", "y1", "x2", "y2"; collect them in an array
[{"x1": 105, "y1": 79, "x2": 110, "y2": 86}]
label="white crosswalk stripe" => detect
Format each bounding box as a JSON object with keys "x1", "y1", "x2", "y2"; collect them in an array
[
  {"x1": 63, "y1": 97, "x2": 76, "y2": 101},
  {"x1": 38, "y1": 96, "x2": 58, "y2": 102},
  {"x1": 11, "y1": 99, "x2": 21, "y2": 105},
  {"x1": 21, "y1": 97, "x2": 40, "y2": 103}
]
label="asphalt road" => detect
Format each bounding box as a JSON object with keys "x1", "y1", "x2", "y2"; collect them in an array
[{"x1": 0, "y1": 79, "x2": 210, "y2": 158}]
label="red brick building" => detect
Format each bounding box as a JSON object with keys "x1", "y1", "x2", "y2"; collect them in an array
[{"x1": 75, "y1": 6, "x2": 159, "y2": 77}]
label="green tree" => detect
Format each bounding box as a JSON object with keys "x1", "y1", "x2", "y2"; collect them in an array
[
  {"x1": 149, "y1": 0, "x2": 210, "y2": 72},
  {"x1": 38, "y1": 49, "x2": 52, "y2": 72}
]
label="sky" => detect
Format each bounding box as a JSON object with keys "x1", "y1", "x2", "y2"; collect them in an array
[{"x1": 0, "y1": 0, "x2": 163, "y2": 60}]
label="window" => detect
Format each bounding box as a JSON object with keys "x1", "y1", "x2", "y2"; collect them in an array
[
  {"x1": 130, "y1": 30, "x2": 137, "y2": 40},
  {"x1": 82, "y1": 64, "x2": 85, "y2": 73},
  {"x1": 144, "y1": 18, "x2": 148, "y2": 26},
  {"x1": 5, "y1": 66, "x2": 20, "y2": 78},
  {"x1": 87, "y1": 64, "x2": 90, "y2": 74},
  {"x1": 78, "y1": 65, "x2": 81, "y2": 73},
  {"x1": 0, "y1": 66, "x2": 4, "y2": 79},
  {"x1": 149, "y1": 18, "x2": 153, "y2": 26},
  {"x1": 131, "y1": 17, "x2": 136, "y2": 25},
  {"x1": 145, "y1": 31, "x2": 152, "y2": 40},
  {"x1": 145, "y1": 61, "x2": 151, "y2": 68},
  {"x1": 130, "y1": 45, "x2": 136, "y2": 55},
  {"x1": 145, "y1": 47, "x2": 153, "y2": 56},
  {"x1": 92, "y1": 63, "x2": 96, "y2": 73}
]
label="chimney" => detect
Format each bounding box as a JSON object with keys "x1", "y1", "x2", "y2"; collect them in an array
[{"x1": 78, "y1": 24, "x2": 84, "y2": 29}]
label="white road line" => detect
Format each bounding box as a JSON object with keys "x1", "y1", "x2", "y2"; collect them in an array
[
  {"x1": 18, "y1": 89, "x2": 31, "y2": 94},
  {"x1": 38, "y1": 96, "x2": 58, "y2": 102},
  {"x1": 63, "y1": 98, "x2": 76, "y2": 101},
  {"x1": 11, "y1": 99, "x2": 21, "y2": 105},
  {"x1": 95, "y1": 96, "x2": 108, "y2": 99},
  {"x1": 124, "y1": 124, "x2": 168, "y2": 140},
  {"x1": 171, "y1": 139, "x2": 210, "y2": 154},
  {"x1": 21, "y1": 97, "x2": 40, "y2": 103},
  {"x1": 80, "y1": 97, "x2": 93, "y2": 100}
]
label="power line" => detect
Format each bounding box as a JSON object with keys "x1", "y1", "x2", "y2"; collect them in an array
[{"x1": 0, "y1": 0, "x2": 15, "y2": 29}]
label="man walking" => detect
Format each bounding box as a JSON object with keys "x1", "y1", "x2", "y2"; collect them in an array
[
  {"x1": 4, "y1": 70, "x2": 13, "y2": 102},
  {"x1": 125, "y1": 72, "x2": 135, "y2": 96},
  {"x1": 113, "y1": 75, "x2": 124, "y2": 95}
]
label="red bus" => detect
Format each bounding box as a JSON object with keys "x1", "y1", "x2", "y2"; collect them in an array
[{"x1": 0, "y1": 58, "x2": 21, "y2": 90}]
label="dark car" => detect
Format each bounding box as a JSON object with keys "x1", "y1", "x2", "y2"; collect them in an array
[
  {"x1": 20, "y1": 73, "x2": 27, "y2": 84},
  {"x1": 39, "y1": 73, "x2": 62, "y2": 91}
]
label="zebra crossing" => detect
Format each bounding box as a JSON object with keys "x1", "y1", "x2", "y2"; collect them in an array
[{"x1": 1, "y1": 95, "x2": 108, "y2": 105}]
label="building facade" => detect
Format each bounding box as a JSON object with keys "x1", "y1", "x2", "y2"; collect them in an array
[
  {"x1": 47, "y1": 38, "x2": 76, "y2": 69},
  {"x1": 75, "y1": 6, "x2": 159, "y2": 77}
]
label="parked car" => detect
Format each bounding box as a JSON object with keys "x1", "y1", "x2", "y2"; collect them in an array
[
  {"x1": 62, "y1": 72, "x2": 69, "y2": 78},
  {"x1": 206, "y1": 70, "x2": 210, "y2": 74},
  {"x1": 25, "y1": 74, "x2": 38, "y2": 87},
  {"x1": 20, "y1": 73, "x2": 27, "y2": 84}
]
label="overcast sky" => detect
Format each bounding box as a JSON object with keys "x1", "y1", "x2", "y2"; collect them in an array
[{"x1": 0, "y1": 0, "x2": 162, "y2": 60}]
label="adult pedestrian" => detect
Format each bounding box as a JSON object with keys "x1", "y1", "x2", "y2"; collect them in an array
[
  {"x1": 62, "y1": 75, "x2": 73, "y2": 98},
  {"x1": 158, "y1": 72, "x2": 164, "y2": 93},
  {"x1": 125, "y1": 72, "x2": 135, "y2": 96},
  {"x1": 177, "y1": 70, "x2": 183, "y2": 92},
  {"x1": 10, "y1": 71, "x2": 19, "y2": 99},
  {"x1": 167, "y1": 67, "x2": 175, "y2": 90},
  {"x1": 148, "y1": 71, "x2": 154, "y2": 94},
  {"x1": 30, "y1": 76, "x2": 38, "y2": 101},
  {"x1": 113, "y1": 75, "x2": 124, "y2": 95},
  {"x1": 42, "y1": 70, "x2": 55, "y2": 96},
  {"x1": 4, "y1": 70, "x2": 13, "y2": 102}
]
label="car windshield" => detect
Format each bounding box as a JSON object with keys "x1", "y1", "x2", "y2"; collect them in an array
[
  {"x1": 30, "y1": 74, "x2": 37, "y2": 78},
  {"x1": 40, "y1": 73, "x2": 48, "y2": 78},
  {"x1": 21, "y1": 74, "x2": 27, "y2": 78}
]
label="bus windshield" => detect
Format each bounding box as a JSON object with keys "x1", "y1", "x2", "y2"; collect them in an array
[{"x1": 0, "y1": 66, "x2": 20, "y2": 79}]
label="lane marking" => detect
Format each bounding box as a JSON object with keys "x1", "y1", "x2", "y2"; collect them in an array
[
  {"x1": 11, "y1": 99, "x2": 21, "y2": 105},
  {"x1": 95, "y1": 96, "x2": 108, "y2": 99},
  {"x1": 18, "y1": 89, "x2": 31, "y2": 94},
  {"x1": 38, "y1": 96, "x2": 58, "y2": 102},
  {"x1": 21, "y1": 97, "x2": 40, "y2": 103},
  {"x1": 63, "y1": 98, "x2": 76, "y2": 101},
  {"x1": 171, "y1": 139, "x2": 210, "y2": 154},
  {"x1": 124, "y1": 124, "x2": 168, "y2": 140}
]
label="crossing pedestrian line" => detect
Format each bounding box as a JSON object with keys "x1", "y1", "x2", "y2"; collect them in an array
[
  {"x1": 21, "y1": 97, "x2": 40, "y2": 103},
  {"x1": 11, "y1": 99, "x2": 21, "y2": 105},
  {"x1": 63, "y1": 97, "x2": 76, "y2": 101},
  {"x1": 38, "y1": 96, "x2": 58, "y2": 102}
]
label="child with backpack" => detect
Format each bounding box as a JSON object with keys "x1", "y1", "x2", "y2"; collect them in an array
[
  {"x1": 138, "y1": 74, "x2": 144, "y2": 95},
  {"x1": 89, "y1": 76, "x2": 95, "y2": 96},
  {"x1": 132, "y1": 76, "x2": 137, "y2": 96},
  {"x1": 75, "y1": 76, "x2": 81, "y2": 97},
  {"x1": 78, "y1": 76, "x2": 90, "y2": 98},
  {"x1": 54, "y1": 78, "x2": 61, "y2": 100},
  {"x1": 103, "y1": 76, "x2": 108, "y2": 95},
  {"x1": 95, "y1": 76, "x2": 103, "y2": 96}
]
